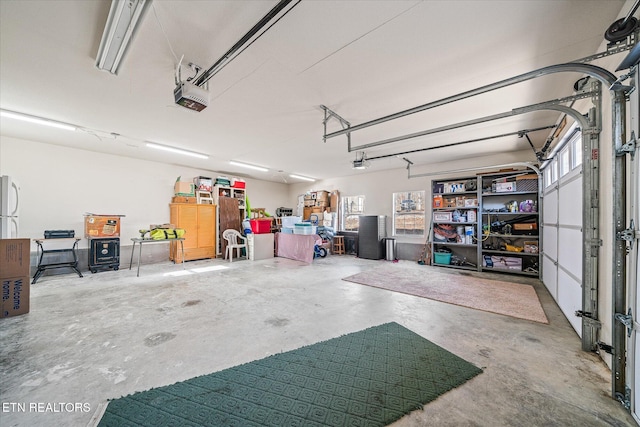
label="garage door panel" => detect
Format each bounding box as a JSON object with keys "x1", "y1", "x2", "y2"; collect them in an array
[
  {"x1": 557, "y1": 268, "x2": 582, "y2": 337},
  {"x1": 542, "y1": 255, "x2": 557, "y2": 299},
  {"x1": 543, "y1": 225, "x2": 557, "y2": 261},
  {"x1": 543, "y1": 188, "x2": 558, "y2": 223},
  {"x1": 558, "y1": 177, "x2": 582, "y2": 227},
  {"x1": 558, "y1": 227, "x2": 582, "y2": 281}
]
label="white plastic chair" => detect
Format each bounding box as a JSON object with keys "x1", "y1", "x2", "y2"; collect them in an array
[{"x1": 222, "y1": 229, "x2": 247, "y2": 262}]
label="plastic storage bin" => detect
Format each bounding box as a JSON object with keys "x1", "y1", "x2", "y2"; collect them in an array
[
  {"x1": 281, "y1": 216, "x2": 302, "y2": 228},
  {"x1": 294, "y1": 223, "x2": 317, "y2": 235},
  {"x1": 434, "y1": 252, "x2": 452, "y2": 265},
  {"x1": 249, "y1": 219, "x2": 272, "y2": 234}
]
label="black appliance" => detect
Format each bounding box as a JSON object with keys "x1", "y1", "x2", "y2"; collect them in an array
[
  {"x1": 44, "y1": 229, "x2": 75, "y2": 238},
  {"x1": 357, "y1": 215, "x2": 386, "y2": 259},
  {"x1": 88, "y1": 237, "x2": 120, "y2": 273}
]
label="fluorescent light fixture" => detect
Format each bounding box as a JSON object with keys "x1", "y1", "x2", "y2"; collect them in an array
[
  {"x1": 96, "y1": 0, "x2": 149, "y2": 74},
  {"x1": 229, "y1": 161, "x2": 268, "y2": 172},
  {"x1": 146, "y1": 142, "x2": 209, "y2": 159},
  {"x1": 289, "y1": 174, "x2": 315, "y2": 182},
  {"x1": 0, "y1": 109, "x2": 77, "y2": 131}
]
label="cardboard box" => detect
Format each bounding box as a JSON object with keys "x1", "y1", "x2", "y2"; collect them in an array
[
  {"x1": 495, "y1": 182, "x2": 516, "y2": 193},
  {"x1": 330, "y1": 191, "x2": 340, "y2": 212},
  {"x1": 464, "y1": 198, "x2": 478, "y2": 207},
  {"x1": 315, "y1": 190, "x2": 329, "y2": 201},
  {"x1": 524, "y1": 241, "x2": 539, "y2": 254},
  {"x1": 444, "y1": 197, "x2": 457, "y2": 208},
  {"x1": 0, "y1": 239, "x2": 30, "y2": 278},
  {"x1": 84, "y1": 216, "x2": 121, "y2": 238},
  {"x1": 1, "y1": 276, "x2": 30, "y2": 318},
  {"x1": 174, "y1": 180, "x2": 195, "y2": 196},
  {"x1": 171, "y1": 196, "x2": 196, "y2": 204},
  {"x1": 483, "y1": 255, "x2": 522, "y2": 271},
  {"x1": 433, "y1": 212, "x2": 453, "y2": 222}
]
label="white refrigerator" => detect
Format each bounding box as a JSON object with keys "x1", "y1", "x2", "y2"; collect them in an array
[{"x1": 0, "y1": 175, "x2": 20, "y2": 238}]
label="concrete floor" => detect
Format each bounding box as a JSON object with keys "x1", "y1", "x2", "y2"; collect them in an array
[{"x1": 0, "y1": 255, "x2": 636, "y2": 427}]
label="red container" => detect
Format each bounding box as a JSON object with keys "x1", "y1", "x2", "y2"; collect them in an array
[
  {"x1": 232, "y1": 178, "x2": 246, "y2": 189},
  {"x1": 249, "y1": 218, "x2": 272, "y2": 234}
]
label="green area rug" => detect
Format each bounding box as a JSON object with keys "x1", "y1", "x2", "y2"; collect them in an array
[{"x1": 98, "y1": 322, "x2": 482, "y2": 427}]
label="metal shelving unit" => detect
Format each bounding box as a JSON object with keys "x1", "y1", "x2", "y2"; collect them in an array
[
  {"x1": 479, "y1": 172, "x2": 541, "y2": 277},
  {"x1": 431, "y1": 176, "x2": 481, "y2": 270},
  {"x1": 430, "y1": 171, "x2": 541, "y2": 277}
]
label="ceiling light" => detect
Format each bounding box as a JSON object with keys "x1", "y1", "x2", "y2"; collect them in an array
[
  {"x1": 289, "y1": 174, "x2": 315, "y2": 182},
  {"x1": 96, "y1": 0, "x2": 149, "y2": 74},
  {"x1": 0, "y1": 109, "x2": 77, "y2": 131},
  {"x1": 146, "y1": 142, "x2": 209, "y2": 159},
  {"x1": 229, "y1": 161, "x2": 268, "y2": 172}
]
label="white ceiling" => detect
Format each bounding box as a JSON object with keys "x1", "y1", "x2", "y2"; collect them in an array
[{"x1": 0, "y1": 0, "x2": 629, "y2": 183}]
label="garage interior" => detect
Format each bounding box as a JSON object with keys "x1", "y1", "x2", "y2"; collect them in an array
[{"x1": 1, "y1": 1, "x2": 639, "y2": 426}]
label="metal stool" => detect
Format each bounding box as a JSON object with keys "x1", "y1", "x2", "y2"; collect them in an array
[{"x1": 332, "y1": 235, "x2": 345, "y2": 255}]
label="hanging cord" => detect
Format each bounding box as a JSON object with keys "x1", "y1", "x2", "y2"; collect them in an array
[{"x1": 152, "y1": 3, "x2": 179, "y2": 63}]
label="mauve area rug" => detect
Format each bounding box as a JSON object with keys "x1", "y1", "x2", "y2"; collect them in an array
[{"x1": 343, "y1": 263, "x2": 548, "y2": 324}]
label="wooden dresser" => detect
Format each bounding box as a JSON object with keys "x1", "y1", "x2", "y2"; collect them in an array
[{"x1": 169, "y1": 203, "x2": 216, "y2": 262}]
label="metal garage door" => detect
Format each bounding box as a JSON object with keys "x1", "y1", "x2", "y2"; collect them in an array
[
  {"x1": 627, "y1": 66, "x2": 639, "y2": 424},
  {"x1": 542, "y1": 129, "x2": 583, "y2": 336}
]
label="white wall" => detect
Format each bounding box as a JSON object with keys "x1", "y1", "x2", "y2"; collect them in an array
[
  {"x1": 287, "y1": 149, "x2": 536, "y2": 246},
  {"x1": 0, "y1": 135, "x2": 289, "y2": 251}
]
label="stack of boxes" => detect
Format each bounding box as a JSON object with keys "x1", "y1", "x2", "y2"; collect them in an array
[
  {"x1": 302, "y1": 190, "x2": 339, "y2": 220},
  {"x1": 1, "y1": 239, "x2": 30, "y2": 318},
  {"x1": 173, "y1": 177, "x2": 196, "y2": 203}
]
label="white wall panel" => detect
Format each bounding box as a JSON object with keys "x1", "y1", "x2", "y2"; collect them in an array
[
  {"x1": 558, "y1": 227, "x2": 583, "y2": 280},
  {"x1": 557, "y1": 268, "x2": 582, "y2": 337},
  {"x1": 543, "y1": 225, "x2": 558, "y2": 261},
  {"x1": 543, "y1": 187, "x2": 558, "y2": 224},
  {"x1": 542, "y1": 255, "x2": 557, "y2": 299},
  {"x1": 558, "y1": 177, "x2": 582, "y2": 227}
]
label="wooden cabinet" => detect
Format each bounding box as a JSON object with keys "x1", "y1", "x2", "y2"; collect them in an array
[{"x1": 169, "y1": 203, "x2": 216, "y2": 262}]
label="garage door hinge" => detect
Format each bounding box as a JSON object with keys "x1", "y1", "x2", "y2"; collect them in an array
[
  {"x1": 616, "y1": 219, "x2": 636, "y2": 250},
  {"x1": 615, "y1": 309, "x2": 634, "y2": 338},
  {"x1": 589, "y1": 239, "x2": 602, "y2": 256},
  {"x1": 596, "y1": 341, "x2": 613, "y2": 354},
  {"x1": 615, "y1": 387, "x2": 631, "y2": 411},
  {"x1": 575, "y1": 311, "x2": 601, "y2": 328},
  {"x1": 616, "y1": 131, "x2": 636, "y2": 160}
]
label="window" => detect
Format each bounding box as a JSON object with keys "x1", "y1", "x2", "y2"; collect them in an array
[
  {"x1": 550, "y1": 158, "x2": 558, "y2": 184},
  {"x1": 341, "y1": 195, "x2": 365, "y2": 231},
  {"x1": 544, "y1": 167, "x2": 552, "y2": 188},
  {"x1": 571, "y1": 133, "x2": 582, "y2": 168},
  {"x1": 559, "y1": 146, "x2": 570, "y2": 177},
  {"x1": 393, "y1": 191, "x2": 425, "y2": 236}
]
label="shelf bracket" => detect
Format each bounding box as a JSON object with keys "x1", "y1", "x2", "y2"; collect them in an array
[{"x1": 321, "y1": 105, "x2": 351, "y2": 148}]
